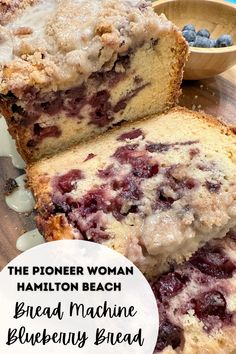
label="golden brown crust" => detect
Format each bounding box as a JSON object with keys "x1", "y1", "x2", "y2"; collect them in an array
[
  {"x1": 166, "y1": 35, "x2": 189, "y2": 109},
  {"x1": 171, "y1": 106, "x2": 235, "y2": 135},
  {"x1": 36, "y1": 214, "x2": 79, "y2": 241}
]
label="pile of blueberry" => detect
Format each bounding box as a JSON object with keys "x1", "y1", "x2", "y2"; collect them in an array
[{"x1": 182, "y1": 24, "x2": 233, "y2": 48}]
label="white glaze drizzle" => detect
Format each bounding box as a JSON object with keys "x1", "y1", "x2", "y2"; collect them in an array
[
  {"x1": 5, "y1": 174, "x2": 35, "y2": 213},
  {"x1": 16, "y1": 229, "x2": 45, "y2": 252},
  {"x1": 0, "y1": 117, "x2": 25, "y2": 169},
  {"x1": 8, "y1": 0, "x2": 56, "y2": 34},
  {"x1": 7, "y1": 0, "x2": 57, "y2": 59}
]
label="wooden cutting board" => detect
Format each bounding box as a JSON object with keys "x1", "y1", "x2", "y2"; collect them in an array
[{"x1": 0, "y1": 66, "x2": 236, "y2": 270}]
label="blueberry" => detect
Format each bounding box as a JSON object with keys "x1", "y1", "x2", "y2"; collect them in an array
[
  {"x1": 216, "y1": 34, "x2": 233, "y2": 47},
  {"x1": 182, "y1": 24, "x2": 196, "y2": 32},
  {"x1": 194, "y1": 36, "x2": 212, "y2": 48},
  {"x1": 189, "y1": 41, "x2": 195, "y2": 47},
  {"x1": 182, "y1": 30, "x2": 196, "y2": 43},
  {"x1": 208, "y1": 39, "x2": 216, "y2": 48},
  {"x1": 197, "y1": 29, "x2": 210, "y2": 38}
]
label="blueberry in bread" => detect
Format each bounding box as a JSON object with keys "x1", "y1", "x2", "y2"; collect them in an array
[
  {"x1": 0, "y1": 0, "x2": 188, "y2": 162},
  {"x1": 153, "y1": 230, "x2": 236, "y2": 354},
  {"x1": 27, "y1": 108, "x2": 236, "y2": 277}
]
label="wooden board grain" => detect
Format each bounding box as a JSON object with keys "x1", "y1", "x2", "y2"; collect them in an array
[{"x1": 0, "y1": 65, "x2": 236, "y2": 270}]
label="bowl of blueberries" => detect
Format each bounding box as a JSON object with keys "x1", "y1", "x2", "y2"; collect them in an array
[{"x1": 153, "y1": 0, "x2": 236, "y2": 80}]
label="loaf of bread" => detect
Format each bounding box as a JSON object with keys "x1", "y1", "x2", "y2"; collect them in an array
[
  {"x1": 0, "y1": 0, "x2": 188, "y2": 162},
  {"x1": 27, "y1": 107, "x2": 236, "y2": 277},
  {"x1": 153, "y1": 229, "x2": 236, "y2": 354}
]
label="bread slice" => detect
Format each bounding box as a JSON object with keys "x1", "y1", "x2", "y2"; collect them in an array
[
  {"x1": 153, "y1": 230, "x2": 236, "y2": 354},
  {"x1": 0, "y1": 0, "x2": 188, "y2": 162},
  {"x1": 27, "y1": 108, "x2": 236, "y2": 277}
]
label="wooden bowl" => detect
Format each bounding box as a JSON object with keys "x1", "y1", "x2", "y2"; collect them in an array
[{"x1": 153, "y1": 0, "x2": 236, "y2": 80}]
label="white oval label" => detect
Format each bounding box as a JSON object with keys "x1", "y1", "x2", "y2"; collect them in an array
[{"x1": 0, "y1": 240, "x2": 159, "y2": 353}]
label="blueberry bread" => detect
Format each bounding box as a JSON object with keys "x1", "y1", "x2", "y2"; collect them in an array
[
  {"x1": 27, "y1": 108, "x2": 236, "y2": 277},
  {"x1": 153, "y1": 230, "x2": 236, "y2": 354},
  {"x1": 0, "y1": 0, "x2": 188, "y2": 162}
]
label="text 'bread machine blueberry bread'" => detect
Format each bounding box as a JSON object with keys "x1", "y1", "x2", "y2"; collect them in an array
[
  {"x1": 0, "y1": 0, "x2": 188, "y2": 162},
  {"x1": 27, "y1": 108, "x2": 236, "y2": 278}
]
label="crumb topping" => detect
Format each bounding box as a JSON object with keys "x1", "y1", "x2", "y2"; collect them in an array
[{"x1": 0, "y1": 0, "x2": 175, "y2": 94}]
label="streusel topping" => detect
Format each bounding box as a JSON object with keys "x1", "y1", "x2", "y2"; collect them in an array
[{"x1": 0, "y1": 0, "x2": 174, "y2": 94}]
